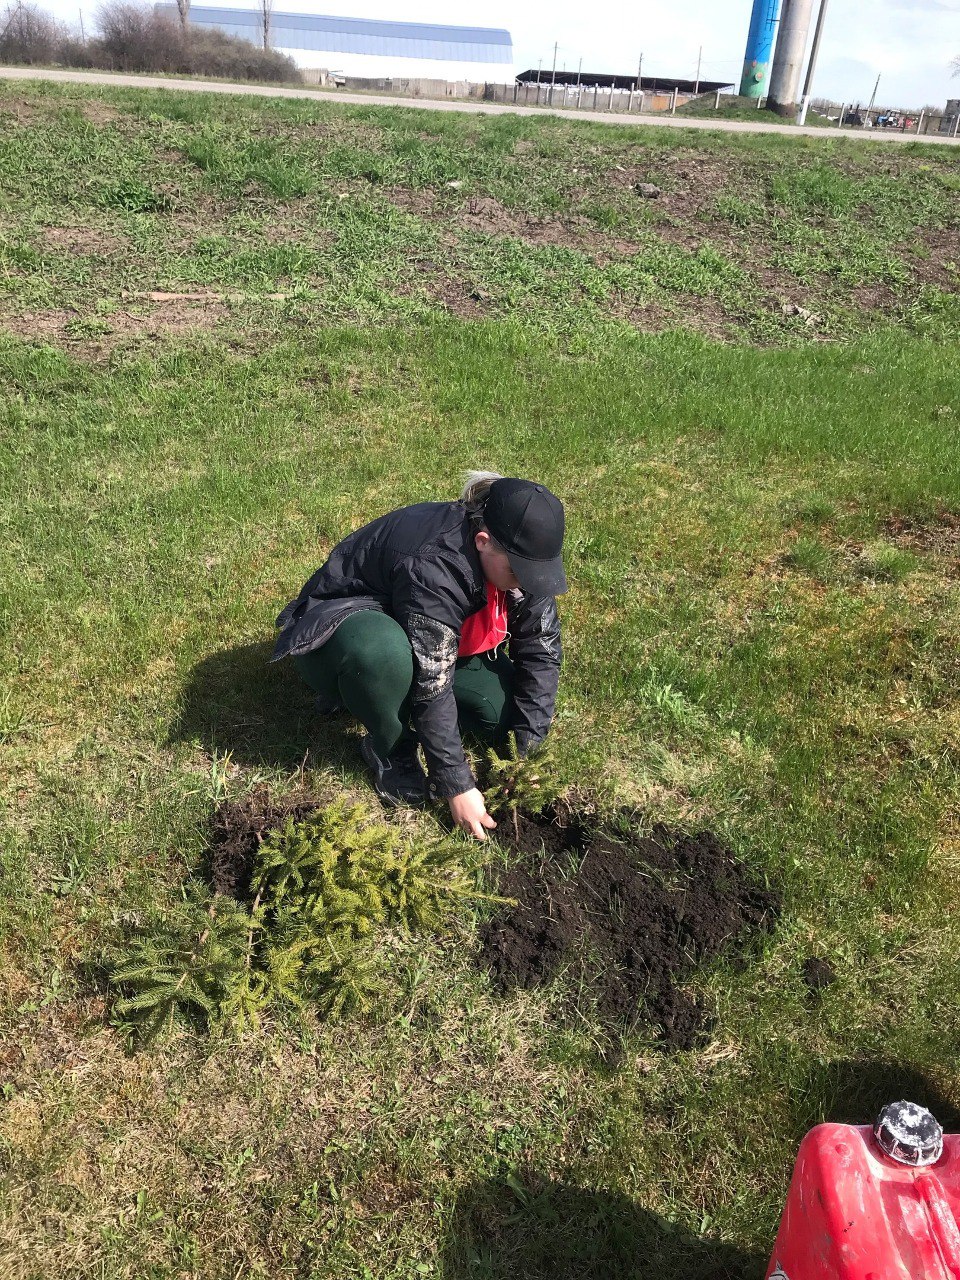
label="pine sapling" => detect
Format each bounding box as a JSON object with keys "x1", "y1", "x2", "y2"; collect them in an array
[
  {"x1": 109, "y1": 795, "x2": 495, "y2": 1040},
  {"x1": 389, "y1": 837, "x2": 477, "y2": 932},
  {"x1": 307, "y1": 932, "x2": 385, "y2": 1022}
]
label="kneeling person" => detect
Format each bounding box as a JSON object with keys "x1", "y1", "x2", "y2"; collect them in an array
[{"x1": 271, "y1": 471, "x2": 566, "y2": 840}]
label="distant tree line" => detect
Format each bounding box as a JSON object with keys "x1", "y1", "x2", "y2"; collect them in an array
[{"x1": 0, "y1": 0, "x2": 300, "y2": 82}]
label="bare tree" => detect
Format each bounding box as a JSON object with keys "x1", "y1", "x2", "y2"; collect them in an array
[
  {"x1": 175, "y1": 0, "x2": 188, "y2": 33},
  {"x1": 95, "y1": 1, "x2": 181, "y2": 71},
  {"x1": 0, "y1": 0, "x2": 64, "y2": 64},
  {"x1": 952, "y1": 53, "x2": 959, "y2": 77}
]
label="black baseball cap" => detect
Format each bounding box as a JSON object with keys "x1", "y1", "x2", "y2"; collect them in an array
[{"x1": 482, "y1": 478, "x2": 567, "y2": 596}]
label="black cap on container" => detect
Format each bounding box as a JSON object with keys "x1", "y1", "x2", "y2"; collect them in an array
[
  {"x1": 482, "y1": 478, "x2": 567, "y2": 596},
  {"x1": 873, "y1": 1100, "x2": 943, "y2": 1167}
]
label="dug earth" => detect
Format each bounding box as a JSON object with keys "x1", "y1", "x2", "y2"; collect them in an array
[
  {"x1": 480, "y1": 807, "x2": 779, "y2": 1051},
  {"x1": 207, "y1": 791, "x2": 779, "y2": 1050}
]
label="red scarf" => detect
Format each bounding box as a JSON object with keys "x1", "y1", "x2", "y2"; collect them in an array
[{"x1": 458, "y1": 582, "x2": 508, "y2": 657}]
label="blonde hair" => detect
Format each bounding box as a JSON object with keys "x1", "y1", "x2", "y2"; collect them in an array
[{"x1": 460, "y1": 470, "x2": 503, "y2": 514}]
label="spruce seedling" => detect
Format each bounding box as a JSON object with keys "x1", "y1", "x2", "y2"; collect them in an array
[
  {"x1": 484, "y1": 733, "x2": 559, "y2": 843},
  {"x1": 308, "y1": 934, "x2": 384, "y2": 1021},
  {"x1": 111, "y1": 900, "x2": 249, "y2": 1043}
]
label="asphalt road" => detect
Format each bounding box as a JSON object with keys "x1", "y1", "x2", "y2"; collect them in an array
[{"x1": 1, "y1": 64, "x2": 957, "y2": 146}]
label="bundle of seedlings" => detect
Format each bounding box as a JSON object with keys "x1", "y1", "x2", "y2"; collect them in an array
[{"x1": 109, "y1": 798, "x2": 484, "y2": 1043}]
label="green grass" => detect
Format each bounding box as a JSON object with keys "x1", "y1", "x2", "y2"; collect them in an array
[
  {"x1": 1, "y1": 80, "x2": 960, "y2": 1280},
  {"x1": 0, "y1": 79, "x2": 957, "y2": 352},
  {"x1": 677, "y1": 94, "x2": 792, "y2": 124}
]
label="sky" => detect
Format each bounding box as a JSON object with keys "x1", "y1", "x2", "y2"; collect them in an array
[{"x1": 50, "y1": 0, "x2": 960, "y2": 110}]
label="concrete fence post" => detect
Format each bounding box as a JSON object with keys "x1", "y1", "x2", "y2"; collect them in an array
[
  {"x1": 638, "y1": 91, "x2": 644, "y2": 113},
  {"x1": 593, "y1": 84, "x2": 599, "y2": 109},
  {"x1": 608, "y1": 84, "x2": 615, "y2": 110},
  {"x1": 671, "y1": 87, "x2": 678, "y2": 115},
  {"x1": 954, "y1": 111, "x2": 960, "y2": 138},
  {"x1": 916, "y1": 109, "x2": 924, "y2": 134},
  {"x1": 628, "y1": 86, "x2": 634, "y2": 111},
  {"x1": 577, "y1": 85, "x2": 583, "y2": 109},
  {"x1": 837, "y1": 102, "x2": 846, "y2": 127},
  {"x1": 715, "y1": 88, "x2": 721, "y2": 109}
]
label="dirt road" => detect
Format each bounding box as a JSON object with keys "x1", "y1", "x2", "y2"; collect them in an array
[{"x1": 2, "y1": 65, "x2": 956, "y2": 146}]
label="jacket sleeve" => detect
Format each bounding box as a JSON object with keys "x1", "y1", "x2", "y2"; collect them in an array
[
  {"x1": 506, "y1": 592, "x2": 562, "y2": 753},
  {"x1": 391, "y1": 559, "x2": 475, "y2": 799}
]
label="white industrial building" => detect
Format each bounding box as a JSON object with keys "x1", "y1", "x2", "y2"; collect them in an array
[{"x1": 164, "y1": 6, "x2": 514, "y2": 81}]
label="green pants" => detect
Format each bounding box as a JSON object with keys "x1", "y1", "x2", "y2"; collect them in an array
[{"x1": 293, "y1": 610, "x2": 515, "y2": 758}]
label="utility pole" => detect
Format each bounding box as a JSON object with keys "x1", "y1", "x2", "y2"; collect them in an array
[
  {"x1": 78, "y1": 6, "x2": 85, "y2": 39},
  {"x1": 796, "y1": 0, "x2": 828, "y2": 124},
  {"x1": 867, "y1": 71, "x2": 880, "y2": 112},
  {"x1": 549, "y1": 40, "x2": 557, "y2": 105},
  {"x1": 695, "y1": 45, "x2": 702, "y2": 95},
  {"x1": 637, "y1": 53, "x2": 643, "y2": 88},
  {"x1": 768, "y1": 0, "x2": 815, "y2": 116},
  {"x1": 575, "y1": 56, "x2": 582, "y2": 89}
]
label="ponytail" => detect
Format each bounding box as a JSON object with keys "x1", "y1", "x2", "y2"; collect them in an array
[{"x1": 460, "y1": 470, "x2": 503, "y2": 515}]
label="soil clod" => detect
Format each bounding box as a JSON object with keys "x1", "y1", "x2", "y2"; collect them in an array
[
  {"x1": 802, "y1": 955, "x2": 837, "y2": 996},
  {"x1": 479, "y1": 807, "x2": 778, "y2": 1050}
]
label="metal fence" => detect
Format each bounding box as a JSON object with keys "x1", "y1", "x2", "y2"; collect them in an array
[
  {"x1": 808, "y1": 97, "x2": 960, "y2": 137},
  {"x1": 312, "y1": 75, "x2": 960, "y2": 133}
]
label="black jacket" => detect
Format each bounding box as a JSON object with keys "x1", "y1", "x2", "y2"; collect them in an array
[{"x1": 272, "y1": 501, "x2": 562, "y2": 798}]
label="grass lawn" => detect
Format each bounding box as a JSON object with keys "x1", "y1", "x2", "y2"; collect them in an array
[{"x1": 0, "y1": 80, "x2": 959, "y2": 1279}]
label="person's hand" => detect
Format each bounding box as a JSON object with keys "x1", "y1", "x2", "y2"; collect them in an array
[{"x1": 448, "y1": 788, "x2": 497, "y2": 841}]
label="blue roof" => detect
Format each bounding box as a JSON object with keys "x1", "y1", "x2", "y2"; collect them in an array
[{"x1": 174, "y1": 7, "x2": 513, "y2": 61}]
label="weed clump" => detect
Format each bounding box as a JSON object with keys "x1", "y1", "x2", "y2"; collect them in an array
[
  {"x1": 784, "y1": 535, "x2": 833, "y2": 579},
  {"x1": 854, "y1": 540, "x2": 916, "y2": 583},
  {"x1": 110, "y1": 798, "x2": 478, "y2": 1042},
  {"x1": 99, "y1": 178, "x2": 173, "y2": 214}
]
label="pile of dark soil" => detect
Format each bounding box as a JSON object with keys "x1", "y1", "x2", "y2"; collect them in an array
[
  {"x1": 207, "y1": 787, "x2": 322, "y2": 898},
  {"x1": 479, "y1": 807, "x2": 778, "y2": 1050}
]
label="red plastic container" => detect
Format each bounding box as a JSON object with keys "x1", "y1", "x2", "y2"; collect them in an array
[{"x1": 767, "y1": 1104, "x2": 960, "y2": 1279}]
